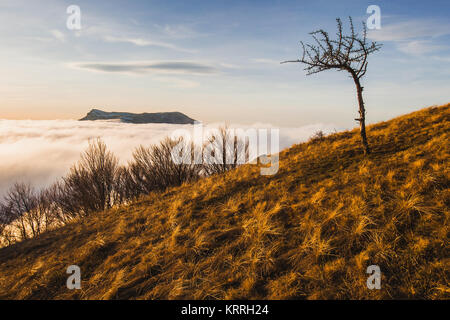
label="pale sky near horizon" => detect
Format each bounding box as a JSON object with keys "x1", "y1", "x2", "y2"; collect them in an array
[{"x1": 0, "y1": 0, "x2": 449, "y2": 127}]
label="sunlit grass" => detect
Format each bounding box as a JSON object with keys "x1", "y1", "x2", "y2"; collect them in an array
[{"x1": 0, "y1": 103, "x2": 448, "y2": 300}]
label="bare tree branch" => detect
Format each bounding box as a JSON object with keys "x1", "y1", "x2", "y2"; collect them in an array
[{"x1": 282, "y1": 17, "x2": 381, "y2": 79}]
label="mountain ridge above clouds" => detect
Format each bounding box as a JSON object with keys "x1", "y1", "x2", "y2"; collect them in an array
[{"x1": 79, "y1": 108, "x2": 196, "y2": 124}]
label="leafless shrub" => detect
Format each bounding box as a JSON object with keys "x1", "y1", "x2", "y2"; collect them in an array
[
  {"x1": 0, "y1": 202, "x2": 8, "y2": 245},
  {"x1": 0, "y1": 199, "x2": 10, "y2": 224},
  {"x1": 127, "y1": 145, "x2": 158, "y2": 195},
  {"x1": 309, "y1": 130, "x2": 326, "y2": 143},
  {"x1": 2, "y1": 183, "x2": 39, "y2": 240},
  {"x1": 114, "y1": 166, "x2": 139, "y2": 202},
  {"x1": 127, "y1": 137, "x2": 201, "y2": 194},
  {"x1": 38, "y1": 183, "x2": 70, "y2": 226},
  {"x1": 152, "y1": 137, "x2": 201, "y2": 188},
  {"x1": 60, "y1": 138, "x2": 120, "y2": 217},
  {"x1": 0, "y1": 182, "x2": 59, "y2": 242},
  {"x1": 202, "y1": 126, "x2": 249, "y2": 176}
]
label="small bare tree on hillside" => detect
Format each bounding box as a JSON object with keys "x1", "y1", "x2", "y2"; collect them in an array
[
  {"x1": 0, "y1": 183, "x2": 57, "y2": 241},
  {"x1": 115, "y1": 166, "x2": 139, "y2": 202},
  {"x1": 0, "y1": 183, "x2": 65, "y2": 244},
  {"x1": 2, "y1": 183, "x2": 38, "y2": 240},
  {"x1": 126, "y1": 138, "x2": 201, "y2": 194},
  {"x1": 282, "y1": 17, "x2": 382, "y2": 154},
  {"x1": 203, "y1": 126, "x2": 249, "y2": 176},
  {"x1": 151, "y1": 138, "x2": 201, "y2": 188},
  {"x1": 61, "y1": 139, "x2": 120, "y2": 216}
]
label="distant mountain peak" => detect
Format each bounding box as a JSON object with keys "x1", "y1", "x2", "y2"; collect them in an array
[{"x1": 79, "y1": 109, "x2": 196, "y2": 124}]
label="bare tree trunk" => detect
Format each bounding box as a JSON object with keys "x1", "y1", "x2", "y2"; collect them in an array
[{"x1": 351, "y1": 73, "x2": 370, "y2": 155}]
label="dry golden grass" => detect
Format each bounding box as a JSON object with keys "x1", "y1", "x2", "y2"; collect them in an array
[{"x1": 0, "y1": 104, "x2": 448, "y2": 300}]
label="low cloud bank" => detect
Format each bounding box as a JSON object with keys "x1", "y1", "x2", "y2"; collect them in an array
[{"x1": 0, "y1": 120, "x2": 342, "y2": 198}]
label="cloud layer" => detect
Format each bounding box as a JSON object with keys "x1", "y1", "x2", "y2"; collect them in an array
[
  {"x1": 74, "y1": 61, "x2": 218, "y2": 75},
  {"x1": 0, "y1": 120, "x2": 341, "y2": 199}
]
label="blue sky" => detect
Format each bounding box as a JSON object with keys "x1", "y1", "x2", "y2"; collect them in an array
[{"x1": 0, "y1": 0, "x2": 449, "y2": 126}]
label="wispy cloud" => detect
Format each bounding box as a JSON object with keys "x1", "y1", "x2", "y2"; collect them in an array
[
  {"x1": 103, "y1": 35, "x2": 196, "y2": 53},
  {"x1": 50, "y1": 29, "x2": 66, "y2": 42},
  {"x1": 251, "y1": 58, "x2": 281, "y2": 65},
  {"x1": 368, "y1": 19, "x2": 450, "y2": 41},
  {"x1": 72, "y1": 61, "x2": 219, "y2": 75},
  {"x1": 397, "y1": 40, "x2": 447, "y2": 56},
  {"x1": 368, "y1": 19, "x2": 450, "y2": 55},
  {"x1": 154, "y1": 24, "x2": 207, "y2": 39}
]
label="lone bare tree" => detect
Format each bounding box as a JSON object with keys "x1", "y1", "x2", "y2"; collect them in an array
[{"x1": 282, "y1": 17, "x2": 382, "y2": 154}]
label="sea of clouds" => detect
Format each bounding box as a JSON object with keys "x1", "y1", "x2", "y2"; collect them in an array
[{"x1": 0, "y1": 120, "x2": 342, "y2": 199}]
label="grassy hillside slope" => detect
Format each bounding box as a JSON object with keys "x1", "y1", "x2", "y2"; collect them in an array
[{"x1": 0, "y1": 104, "x2": 448, "y2": 300}]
